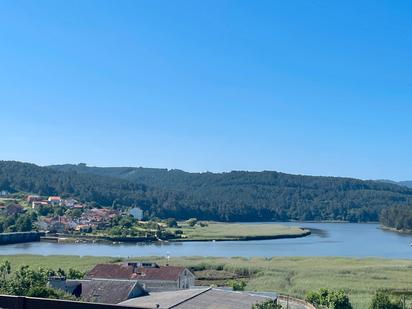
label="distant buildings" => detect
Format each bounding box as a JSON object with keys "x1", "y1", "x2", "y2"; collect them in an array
[
  {"x1": 4, "y1": 204, "x2": 25, "y2": 216},
  {"x1": 129, "y1": 207, "x2": 143, "y2": 220},
  {"x1": 48, "y1": 196, "x2": 62, "y2": 206},
  {"x1": 27, "y1": 195, "x2": 42, "y2": 203},
  {"x1": 0, "y1": 190, "x2": 9, "y2": 196},
  {"x1": 31, "y1": 201, "x2": 49, "y2": 210}
]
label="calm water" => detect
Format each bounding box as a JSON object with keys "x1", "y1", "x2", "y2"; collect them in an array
[{"x1": 0, "y1": 223, "x2": 411, "y2": 258}]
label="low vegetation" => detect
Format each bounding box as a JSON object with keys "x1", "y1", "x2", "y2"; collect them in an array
[
  {"x1": 174, "y1": 221, "x2": 309, "y2": 241},
  {"x1": 306, "y1": 288, "x2": 352, "y2": 308},
  {"x1": 0, "y1": 260, "x2": 82, "y2": 299},
  {"x1": 1, "y1": 255, "x2": 411, "y2": 308},
  {"x1": 252, "y1": 299, "x2": 282, "y2": 309},
  {"x1": 369, "y1": 290, "x2": 404, "y2": 309}
]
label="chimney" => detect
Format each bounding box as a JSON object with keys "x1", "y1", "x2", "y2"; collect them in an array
[{"x1": 48, "y1": 276, "x2": 66, "y2": 291}]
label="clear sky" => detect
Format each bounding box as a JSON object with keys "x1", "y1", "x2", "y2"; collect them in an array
[{"x1": 0, "y1": 0, "x2": 411, "y2": 180}]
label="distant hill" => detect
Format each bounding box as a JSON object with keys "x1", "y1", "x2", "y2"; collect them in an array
[
  {"x1": 0, "y1": 161, "x2": 151, "y2": 207},
  {"x1": 48, "y1": 163, "x2": 412, "y2": 222},
  {"x1": 399, "y1": 181, "x2": 412, "y2": 188},
  {"x1": 376, "y1": 179, "x2": 412, "y2": 188}
]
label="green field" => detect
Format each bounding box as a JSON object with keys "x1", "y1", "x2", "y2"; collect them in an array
[
  {"x1": 175, "y1": 222, "x2": 309, "y2": 240},
  {"x1": 1, "y1": 255, "x2": 411, "y2": 308}
]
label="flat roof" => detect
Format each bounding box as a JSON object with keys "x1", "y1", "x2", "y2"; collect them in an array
[{"x1": 120, "y1": 288, "x2": 277, "y2": 309}]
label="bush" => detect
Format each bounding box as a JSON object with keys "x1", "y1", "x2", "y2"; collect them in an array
[
  {"x1": 186, "y1": 218, "x2": 198, "y2": 227},
  {"x1": 369, "y1": 290, "x2": 402, "y2": 309},
  {"x1": 165, "y1": 218, "x2": 178, "y2": 228},
  {"x1": 228, "y1": 279, "x2": 247, "y2": 291},
  {"x1": 252, "y1": 299, "x2": 282, "y2": 309},
  {"x1": 306, "y1": 288, "x2": 352, "y2": 309},
  {"x1": 67, "y1": 268, "x2": 84, "y2": 279},
  {"x1": 26, "y1": 286, "x2": 74, "y2": 300}
]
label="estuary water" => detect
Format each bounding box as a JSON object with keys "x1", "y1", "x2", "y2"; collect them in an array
[{"x1": 0, "y1": 223, "x2": 411, "y2": 258}]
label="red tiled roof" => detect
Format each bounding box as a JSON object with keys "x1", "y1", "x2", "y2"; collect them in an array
[
  {"x1": 48, "y1": 196, "x2": 61, "y2": 200},
  {"x1": 87, "y1": 264, "x2": 186, "y2": 281},
  {"x1": 133, "y1": 266, "x2": 186, "y2": 281},
  {"x1": 87, "y1": 264, "x2": 135, "y2": 280}
]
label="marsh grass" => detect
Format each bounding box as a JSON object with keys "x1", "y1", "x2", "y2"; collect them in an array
[
  {"x1": 176, "y1": 222, "x2": 307, "y2": 240},
  {"x1": 1, "y1": 255, "x2": 411, "y2": 308}
]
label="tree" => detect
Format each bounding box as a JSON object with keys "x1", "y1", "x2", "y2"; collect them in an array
[
  {"x1": 186, "y1": 218, "x2": 198, "y2": 227},
  {"x1": 252, "y1": 299, "x2": 282, "y2": 309},
  {"x1": 0, "y1": 261, "x2": 75, "y2": 300},
  {"x1": 0, "y1": 260, "x2": 11, "y2": 283},
  {"x1": 67, "y1": 268, "x2": 84, "y2": 279},
  {"x1": 15, "y1": 214, "x2": 33, "y2": 232},
  {"x1": 165, "y1": 218, "x2": 178, "y2": 228},
  {"x1": 68, "y1": 209, "x2": 82, "y2": 219}
]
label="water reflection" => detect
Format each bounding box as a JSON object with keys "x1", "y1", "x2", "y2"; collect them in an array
[{"x1": 0, "y1": 223, "x2": 411, "y2": 258}]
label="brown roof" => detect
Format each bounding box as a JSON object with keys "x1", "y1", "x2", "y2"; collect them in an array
[
  {"x1": 48, "y1": 196, "x2": 61, "y2": 200},
  {"x1": 87, "y1": 264, "x2": 135, "y2": 280},
  {"x1": 133, "y1": 266, "x2": 186, "y2": 281},
  {"x1": 87, "y1": 264, "x2": 187, "y2": 281}
]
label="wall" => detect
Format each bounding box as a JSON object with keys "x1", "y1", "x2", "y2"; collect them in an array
[
  {"x1": 0, "y1": 232, "x2": 42, "y2": 245},
  {"x1": 0, "y1": 295, "x2": 147, "y2": 309},
  {"x1": 138, "y1": 279, "x2": 178, "y2": 292}
]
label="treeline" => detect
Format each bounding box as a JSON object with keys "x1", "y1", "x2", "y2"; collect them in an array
[
  {"x1": 0, "y1": 161, "x2": 151, "y2": 207},
  {"x1": 380, "y1": 205, "x2": 412, "y2": 230},
  {"x1": 49, "y1": 163, "x2": 412, "y2": 222},
  {"x1": 2, "y1": 161, "x2": 412, "y2": 222}
]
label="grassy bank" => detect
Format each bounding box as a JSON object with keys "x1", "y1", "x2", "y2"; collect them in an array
[
  {"x1": 174, "y1": 222, "x2": 310, "y2": 241},
  {"x1": 1, "y1": 255, "x2": 411, "y2": 308}
]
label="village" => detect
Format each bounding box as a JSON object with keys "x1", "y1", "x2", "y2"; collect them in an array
[
  {"x1": 28, "y1": 194, "x2": 143, "y2": 235},
  {"x1": 0, "y1": 192, "x2": 179, "y2": 242}
]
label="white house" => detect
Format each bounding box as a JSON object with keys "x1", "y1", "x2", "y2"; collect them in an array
[{"x1": 129, "y1": 207, "x2": 143, "y2": 220}]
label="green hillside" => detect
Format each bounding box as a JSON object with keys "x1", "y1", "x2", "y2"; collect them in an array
[{"x1": 48, "y1": 163, "x2": 412, "y2": 222}]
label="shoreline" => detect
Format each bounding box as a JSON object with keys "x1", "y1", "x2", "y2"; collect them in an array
[
  {"x1": 168, "y1": 229, "x2": 311, "y2": 242},
  {"x1": 40, "y1": 228, "x2": 311, "y2": 244},
  {"x1": 380, "y1": 225, "x2": 412, "y2": 235}
]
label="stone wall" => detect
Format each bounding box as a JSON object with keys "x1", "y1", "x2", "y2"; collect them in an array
[{"x1": 0, "y1": 232, "x2": 42, "y2": 245}]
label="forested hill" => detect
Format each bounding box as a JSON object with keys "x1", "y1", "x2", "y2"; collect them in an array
[
  {"x1": 0, "y1": 161, "x2": 151, "y2": 207},
  {"x1": 380, "y1": 206, "x2": 412, "y2": 230},
  {"x1": 377, "y1": 179, "x2": 412, "y2": 189},
  {"x1": 48, "y1": 163, "x2": 412, "y2": 222}
]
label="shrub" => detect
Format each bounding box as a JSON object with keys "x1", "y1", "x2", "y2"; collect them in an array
[
  {"x1": 306, "y1": 288, "x2": 352, "y2": 309},
  {"x1": 228, "y1": 279, "x2": 247, "y2": 291},
  {"x1": 252, "y1": 299, "x2": 282, "y2": 309},
  {"x1": 186, "y1": 218, "x2": 198, "y2": 227},
  {"x1": 369, "y1": 290, "x2": 402, "y2": 309}
]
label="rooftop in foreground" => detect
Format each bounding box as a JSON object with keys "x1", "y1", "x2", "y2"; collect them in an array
[{"x1": 120, "y1": 287, "x2": 278, "y2": 309}]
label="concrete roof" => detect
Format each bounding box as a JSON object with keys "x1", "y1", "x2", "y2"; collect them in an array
[{"x1": 119, "y1": 288, "x2": 277, "y2": 309}]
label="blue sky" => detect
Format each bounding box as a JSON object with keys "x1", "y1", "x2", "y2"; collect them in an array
[{"x1": 0, "y1": 0, "x2": 411, "y2": 180}]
